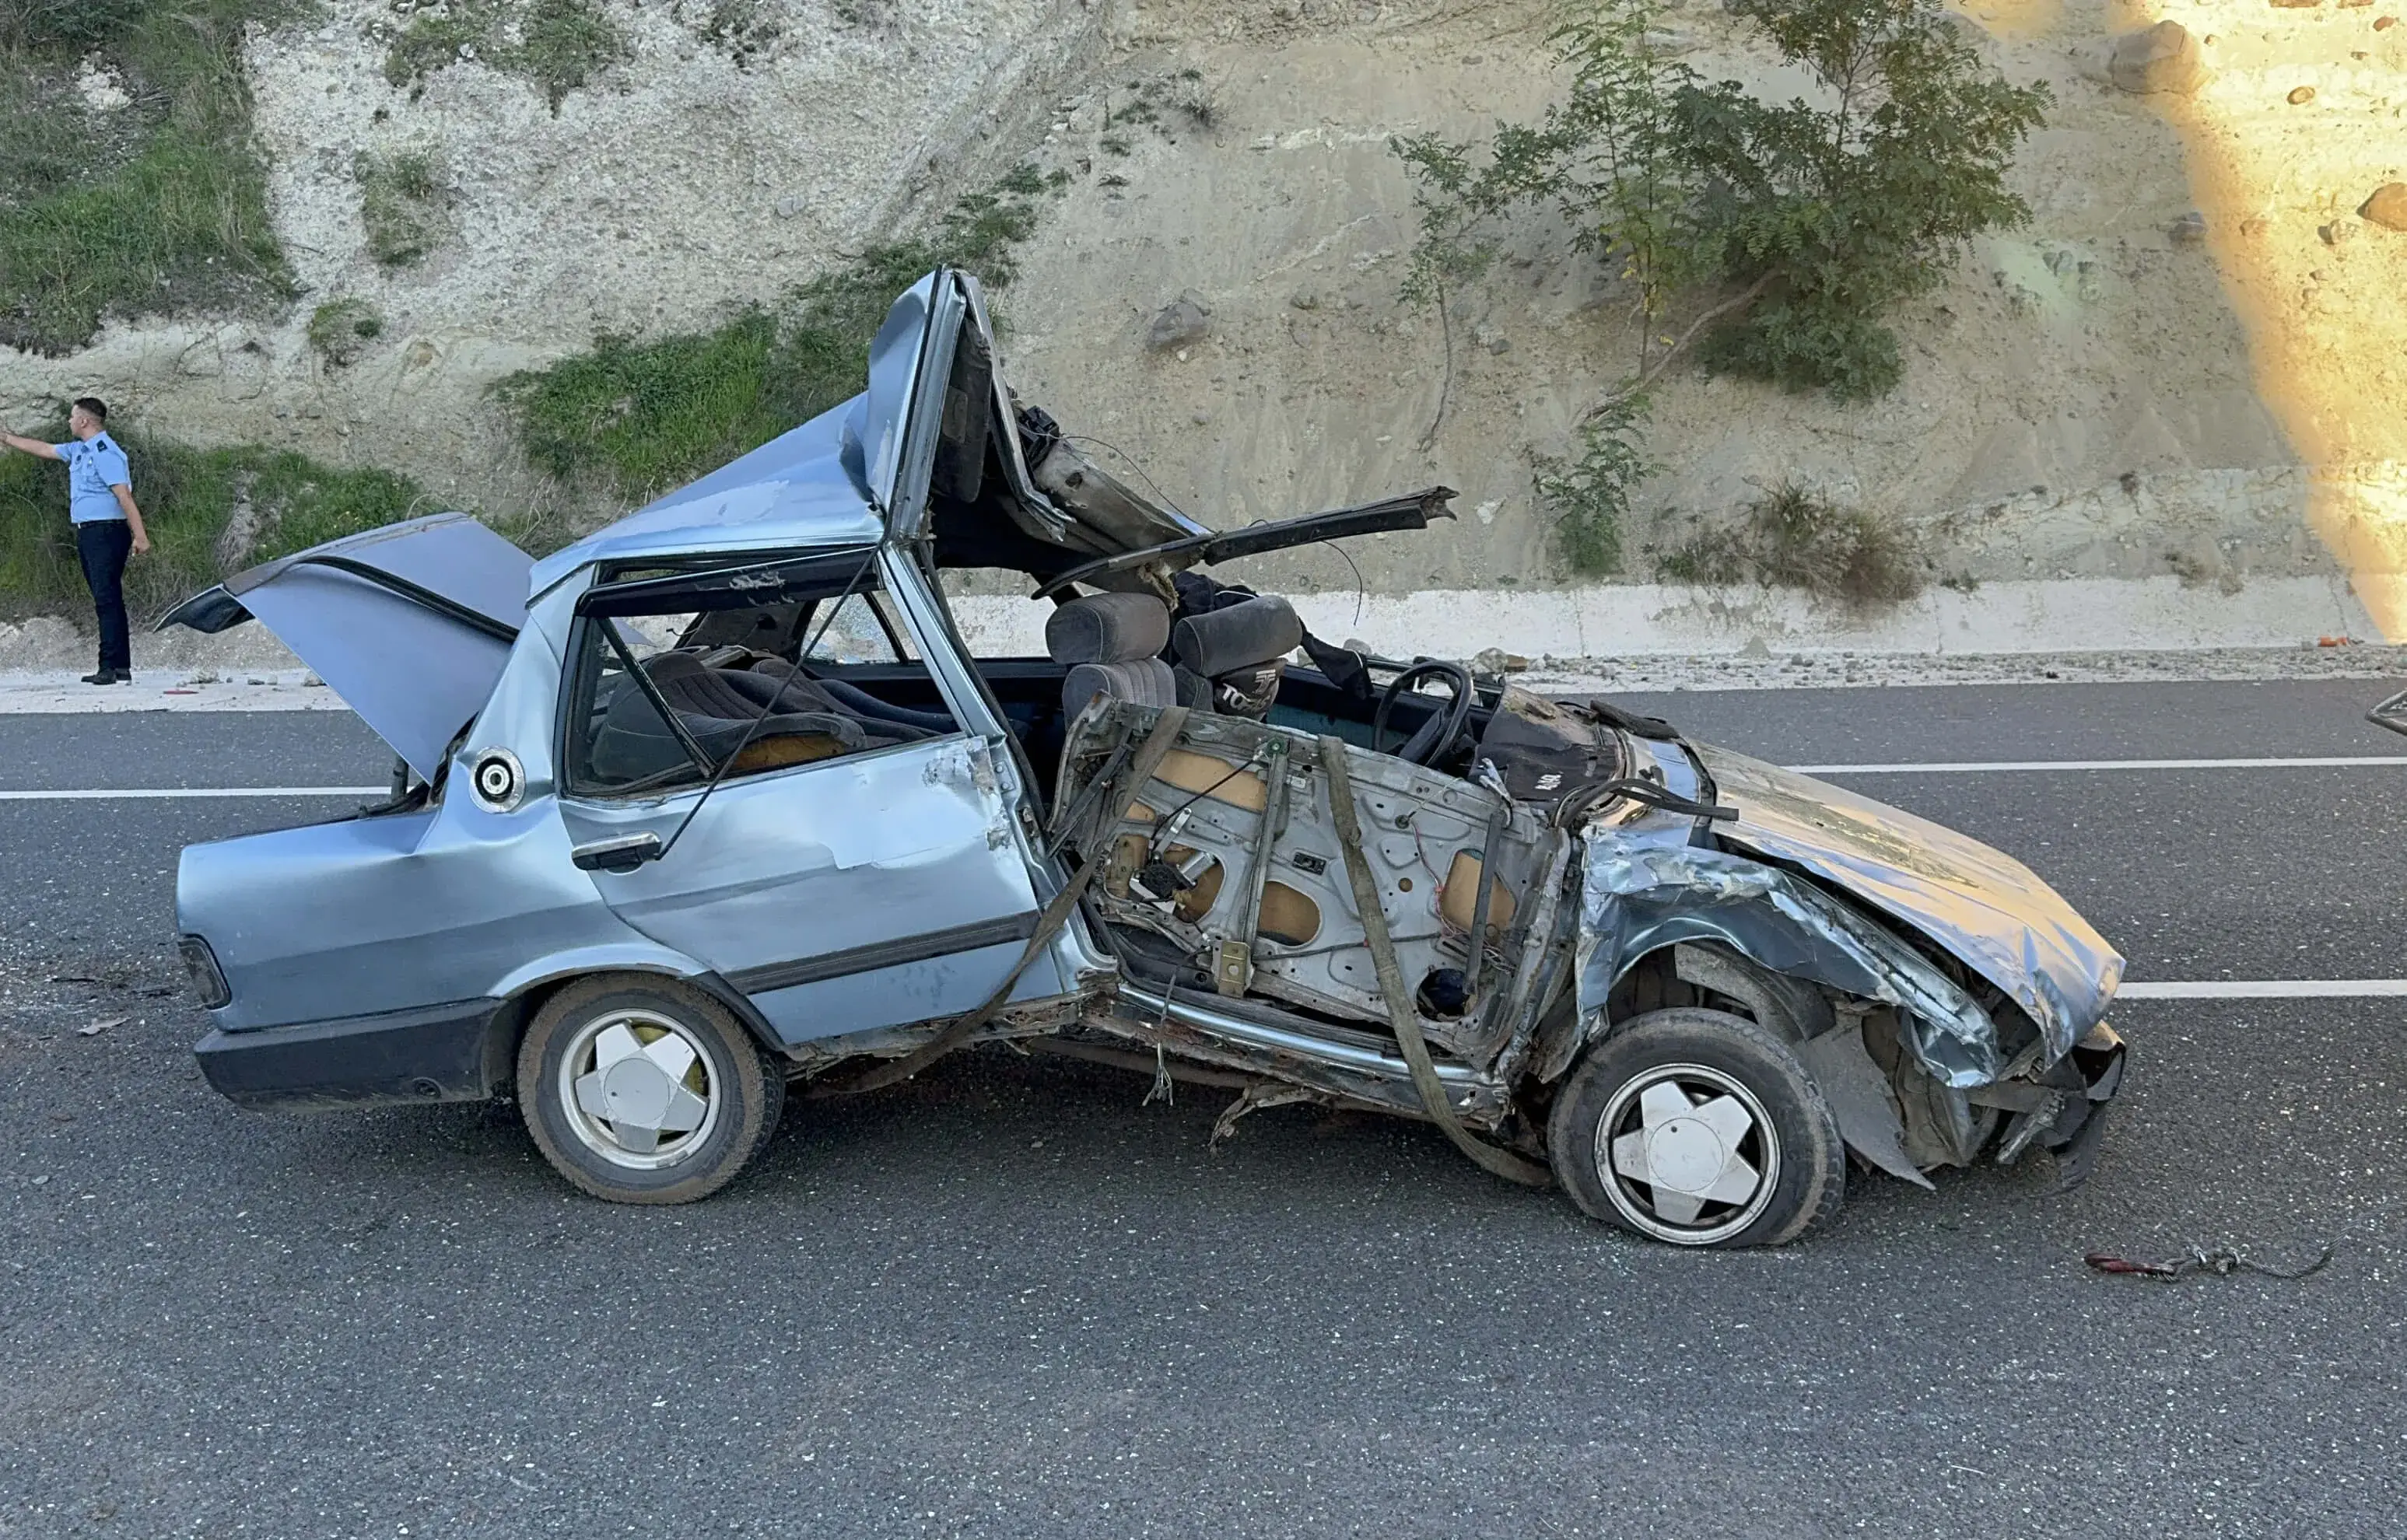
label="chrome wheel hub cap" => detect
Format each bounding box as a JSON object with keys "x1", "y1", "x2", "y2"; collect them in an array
[
  {"x1": 559, "y1": 1010, "x2": 719, "y2": 1170},
  {"x1": 1597, "y1": 1064, "x2": 1778, "y2": 1244}
]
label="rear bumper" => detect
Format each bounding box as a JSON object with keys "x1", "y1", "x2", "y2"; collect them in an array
[{"x1": 196, "y1": 999, "x2": 501, "y2": 1111}]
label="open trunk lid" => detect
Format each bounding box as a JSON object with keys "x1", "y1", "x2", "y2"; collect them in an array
[{"x1": 159, "y1": 513, "x2": 533, "y2": 780}]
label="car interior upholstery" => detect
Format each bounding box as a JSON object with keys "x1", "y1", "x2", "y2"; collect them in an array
[
  {"x1": 1045, "y1": 591, "x2": 1177, "y2": 721},
  {"x1": 1168, "y1": 593, "x2": 1302, "y2": 719},
  {"x1": 571, "y1": 557, "x2": 1498, "y2": 804}
]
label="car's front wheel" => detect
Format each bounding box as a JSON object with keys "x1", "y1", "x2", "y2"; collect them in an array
[
  {"x1": 1547, "y1": 1007, "x2": 1844, "y2": 1248},
  {"x1": 517, "y1": 975, "x2": 784, "y2": 1204}
]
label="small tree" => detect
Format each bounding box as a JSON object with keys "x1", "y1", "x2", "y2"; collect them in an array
[
  {"x1": 1540, "y1": 2, "x2": 1701, "y2": 378},
  {"x1": 1394, "y1": 0, "x2": 1697, "y2": 420},
  {"x1": 1396, "y1": 0, "x2": 2047, "y2": 404},
  {"x1": 1391, "y1": 0, "x2": 2044, "y2": 578},
  {"x1": 1681, "y1": 0, "x2": 2049, "y2": 398},
  {"x1": 1393, "y1": 121, "x2": 1564, "y2": 446},
  {"x1": 1393, "y1": 0, "x2": 1694, "y2": 562}
]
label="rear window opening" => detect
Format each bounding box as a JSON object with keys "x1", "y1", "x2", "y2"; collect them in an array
[{"x1": 562, "y1": 551, "x2": 956, "y2": 799}]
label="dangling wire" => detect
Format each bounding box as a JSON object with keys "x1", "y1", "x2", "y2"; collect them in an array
[
  {"x1": 1141, "y1": 981, "x2": 1179, "y2": 1108},
  {"x1": 1143, "y1": 1043, "x2": 1175, "y2": 1108}
]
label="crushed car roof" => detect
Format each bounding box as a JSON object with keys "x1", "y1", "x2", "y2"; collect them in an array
[{"x1": 527, "y1": 398, "x2": 885, "y2": 597}]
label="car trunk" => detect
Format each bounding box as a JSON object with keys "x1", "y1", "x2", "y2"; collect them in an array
[{"x1": 158, "y1": 512, "x2": 534, "y2": 782}]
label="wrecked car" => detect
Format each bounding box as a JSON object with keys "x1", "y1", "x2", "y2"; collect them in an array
[{"x1": 166, "y1": 269, "x2": 2126, "y2": 1246}]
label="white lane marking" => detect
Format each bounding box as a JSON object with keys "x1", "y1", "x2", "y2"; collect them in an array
[
  {"x1": 1790, "y1": 755, "x2": 2407, "y2": 774},
  {"x1": 2118, "y1": 979, "x2": 2407, "y2": 999},
  {"x1": 0, "y1": 786, "x2": 387, "y2": 801},
  {"x1": 2, "y1": 785, "x2": 2402, "y2": 1000}
]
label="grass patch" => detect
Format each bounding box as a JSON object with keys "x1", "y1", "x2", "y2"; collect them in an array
[
  {"x1": 1658, "y1": 481, "x2": 1925, "y2": 607},
  {"x1": 1, "y1": 415, "x2": 454, "y2": 622},
  {"x1": 380, "y1": 0, "x2": 627, "y2": 113},
  {"x1": 357, "y1": 148, "x2": 452, "y2": 267},
  {"x1": 514, "y1": 0, "x2": 622, "y2": 108},
  {"x1": 0, "y1": 0, "x2": 296, "y2": 354},
  {"x1": 688, "y1": 0, "x2": 778, "y2": 68},
  {"x1": 497, "y1": 169, "x2": 1062, "y2": 502},
  {"x1": 499, "y1": 310, "x2": 787, "y2": 500},
  {"x1": 307, "y1": 297, "x2": 384, "y2": 365},
  {"x1": 379, "y1": 4, "x2": 482, "y2": 93}
]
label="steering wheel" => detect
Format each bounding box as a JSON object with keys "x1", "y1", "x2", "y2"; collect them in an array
[{"x1": 1372, "y1": 660, "x2": 1477, "y2": 766}]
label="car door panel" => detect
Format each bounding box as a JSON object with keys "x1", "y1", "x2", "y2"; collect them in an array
[{"x1": 557, "y1": 733, "x2": 1046, "y2": 1046}]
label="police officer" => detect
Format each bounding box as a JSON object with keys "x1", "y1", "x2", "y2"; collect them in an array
[{"x1": 3, "y1": 397, "x2": 151, "y2": 684}]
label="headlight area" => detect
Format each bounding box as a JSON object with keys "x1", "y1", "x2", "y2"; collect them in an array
[{"x1": 178, "y1": 934, "x2": 232, "y2": 1010}]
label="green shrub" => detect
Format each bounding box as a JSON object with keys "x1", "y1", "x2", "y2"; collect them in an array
[
  {"x1": 1531, "y1": 397, "x2": 1648, "y2": 577},
  {"x1": 1394, "y1": 0, "x2": 2047, "y2": 404},
  {"x1": 695, "y1": 0, "x2": 779, "y2": 68},
  {"x1": 357, "y1": 148, "x2": 452, "y2": 267},
  {"x1": 1658, "y1": 481, "x2": 1925, "y2": 607},
  {"x1": 2, "y1": 418, "x2": 450, "y2": 621},
  {"x1": 1680, "y1": 0, "x2": 2048, "y2": 400},
  {"x1": 497, "y1": 170, "x2": 1061, "y2": 502},
  {"x1": 0, "y1": 0, "x2": 296, "y2": 354},
  {"x1": 381, "y1": 0, "x2": 625, "y2": 113},
  {"x1": 307, "y1": 297, "x2": 384, "y2": 365}
]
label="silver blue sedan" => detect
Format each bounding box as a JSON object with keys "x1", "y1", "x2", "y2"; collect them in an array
[{"x1": 165, "y1": 271, "x2": 2125, "y2": 1245}]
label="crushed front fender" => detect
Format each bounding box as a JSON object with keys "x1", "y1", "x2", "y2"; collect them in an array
[{"x1": 1571, "y1": 818, "x2": 2009, "y2": 1087}]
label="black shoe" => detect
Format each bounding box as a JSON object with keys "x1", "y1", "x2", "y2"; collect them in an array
[{"x1": 81, "y1": 668, "x2": 129, "y2": 685}]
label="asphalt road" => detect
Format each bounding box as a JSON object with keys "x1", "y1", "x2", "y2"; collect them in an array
[{"x1": 4, "y1": 681, "x2": 2405, "y2": 1538}]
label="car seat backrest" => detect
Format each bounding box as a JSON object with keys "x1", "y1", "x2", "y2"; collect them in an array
[
  {"x1": 1046, "y1": 592, "x2": 1175, "y2": 721},
  {"x1": 1170, "y1": 595, "x2": 1302, "y2": 720},
  {"x1": 1045, "y1": 591, "x2": 1172, "y2": 664}
]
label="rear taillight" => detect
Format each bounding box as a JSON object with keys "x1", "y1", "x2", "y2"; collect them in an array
[{"x1": 178, "y1": 935, "x2": 231, "y2": 1009}]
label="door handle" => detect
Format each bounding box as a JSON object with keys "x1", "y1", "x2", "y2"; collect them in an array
[{"x1": 572, "y1": 831, "x2": 663, "y2": 873}]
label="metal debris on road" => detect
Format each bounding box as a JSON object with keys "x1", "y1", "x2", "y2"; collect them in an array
[
  {"x1": 2084, "y1": 1244, "x2": 2335, "y2": 1281},
  {"x1": 78, "y1": 1016, "x2": 128, "y2": 1036}
]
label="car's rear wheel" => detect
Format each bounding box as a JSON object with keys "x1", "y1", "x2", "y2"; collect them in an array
[
  {"x1": 1547, "y1": 1007, "x2": 1844, "y2": 1248},
  {"x1": 517, "y1": 975, "x2": 783, "y2": 1204}
]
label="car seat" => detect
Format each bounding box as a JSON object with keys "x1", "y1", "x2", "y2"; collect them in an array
[
  {"x1": 590, "y1": 652, "x2": 955, "y2": 785},
  {"x1": 1169, "y1": 594, "x2": 1302, "y2": 719},
  {"x1": 748, "y1": 657, "x2": 956, "y2": 736},
  {"x1": 1046, "y1": 592, "x2": 1176, "y2": 721}
]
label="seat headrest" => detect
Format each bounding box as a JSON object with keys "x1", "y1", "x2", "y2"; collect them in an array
[
  {"x1": 1046, "y1": 591, "x2": 1172, "y2": 664},
  {"x1": 1172, "y1": 595, "x2": 1302, "y2": 679}
]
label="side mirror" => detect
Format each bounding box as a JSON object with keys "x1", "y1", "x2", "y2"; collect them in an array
[{"x1": 572, "y1": 831, "x2": 663, "y2": 873}]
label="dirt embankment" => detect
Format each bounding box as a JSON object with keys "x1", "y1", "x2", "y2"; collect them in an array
[
  {"x1": 4, "y1": 0, "x2": 2401, "y2": 616},
  {"x1": 2, "y1": 0, "x2": 1116, "y2": 521},
  {"x1": 2104, "y1": 0, "x2": 2407, "y2": 631},
  {"x1": 997, "y1": 0, "x2": 2365, "y2": 602}
]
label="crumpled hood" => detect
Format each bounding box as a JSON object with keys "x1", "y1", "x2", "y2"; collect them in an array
[{"x1": 1697, "y1": 745, "x2": 2124, "y2": 1059}]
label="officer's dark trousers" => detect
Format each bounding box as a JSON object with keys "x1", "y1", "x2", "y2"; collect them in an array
[{"x1": 75, "y1": 519, "x2": 131, "y2": 673}]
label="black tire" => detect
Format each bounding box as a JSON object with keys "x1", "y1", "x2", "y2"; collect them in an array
[
  {"x1": 517, "y1": 975, "x2": 784, "y2": 1205},
  {"x1": 1547, "y1": 1006, "x2": 1844, "y2": 1248}
]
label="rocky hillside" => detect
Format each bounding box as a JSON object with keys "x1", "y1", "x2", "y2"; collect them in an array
[{"x1": 3, "y1": 0, "x2": 2402, "y2": 630}]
